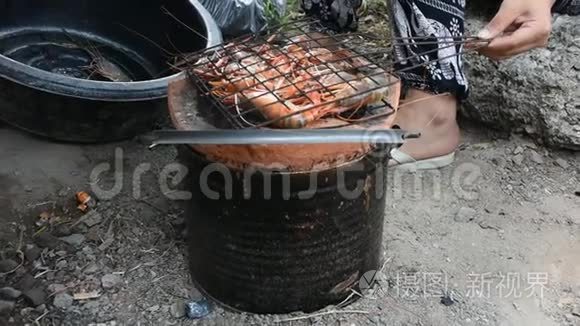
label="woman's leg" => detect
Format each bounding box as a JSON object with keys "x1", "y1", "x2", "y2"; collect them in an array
[{"x1": 389, "y1": 0, "x2": 467, "y2": 166}]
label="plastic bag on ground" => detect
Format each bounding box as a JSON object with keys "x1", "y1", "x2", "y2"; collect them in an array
[{"x1": 199, "y1": 0, "x2": 287, "y2": 37}]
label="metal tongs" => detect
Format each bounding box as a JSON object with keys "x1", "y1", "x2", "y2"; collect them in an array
[{"x1": 147, "y1": 129, "x2": 421, "y2": 149}]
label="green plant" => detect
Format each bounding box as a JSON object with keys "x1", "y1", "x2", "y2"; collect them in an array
[{"x1": 264, "y1": 0, "x2": 300, "y2": 26}]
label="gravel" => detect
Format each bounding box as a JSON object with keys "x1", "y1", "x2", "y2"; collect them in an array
[
  {"x1": 59, "y1": 234, "x2": 86, "y2": 247},
  {"x1": 512, "y1": 154, "x2": 524, "y2": 166},
  {"x1": 101, "y1": 274, "x2": 123, "y2": 290},
  {"x1": 47, "y1": 284, "x2": 66, "y2": 295},
  {"x1": 84, "y1": 263, "x2": 99, "y2": 274},
  {"x1": 530, "y1": 150, "x2": 545, "y2": 164},
  {"x1": 53, "y1": 293, "x2": 74, "y2": 309},
  {"x1": 82, "y1": 211, "x2": 103, "y2": 227}
]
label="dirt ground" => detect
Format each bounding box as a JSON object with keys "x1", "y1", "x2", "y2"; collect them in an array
[{"x1": 0, "y1": 118, "x2": 578, "y2": 326}]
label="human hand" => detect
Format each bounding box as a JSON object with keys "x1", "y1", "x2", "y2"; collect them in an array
[{"x1": 474, "y1": 0, "x2": 556, "y2": 60}]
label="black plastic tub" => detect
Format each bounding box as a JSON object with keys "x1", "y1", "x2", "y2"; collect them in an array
[
  {"x1": 178, "y1": 146, "x2": 390, "y2": 314},
  {"x1": 0, "y1": 0, "x2": 221, "y2": 143}
]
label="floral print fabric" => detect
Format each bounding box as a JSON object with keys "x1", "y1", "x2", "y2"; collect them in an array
[
  {"x1": 302, "y1": 0, "x2": 469, "y2": 99},
  {"x1": 391, "y1": 0, "x2": 468, "y2": 99}
]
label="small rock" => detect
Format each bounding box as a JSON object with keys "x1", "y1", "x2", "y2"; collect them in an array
[
  {"x1": 83, "y1": 300, "x2": 100, "y2": 312},
  {"x1": 59, "y1": 234, "x2": 85, "y2": 247},
  {"x1": 55, "y1": 260, "x2": 68, "y2": 270},
  {"x1": 34, "y1": 233, "x2": 61, "y2": 249},
  {"x1": 53, "y1": 225, "x2": 73, "y2": 237},
  {"x1": 0, "y1": 300, "x2": 15, "y2": 315},
  {"x1": 101, "y1": 274, "x2": 122, "y2": 289},
  {"x1": 440, "y1": 295, "x2": 456, "y2": 306},
  {"x1": 0, "y1": 287, "x2": 22, "y2": 300},
  {"x1": 84, "y1": 263, "x2": 99, "y2": 274},
  {"x1": 45, "y1": 272, "x2": 56, "y2": 281},
  {"x1": 72, "y1": 224, "x2": 88, "y2": 234},
  {"x1": 83, "y1": 211, "x2": 103, "y2": 227},
  {"x1": 57, "y1": 188, "x2": 69, "y2": 197},
  {"x1": 525, "y1": 142, "x2": 538, "y2": 150},
  {"x1": 455, "y1": 207, "x2": 477, "y2": 223},
  {"x1": 555, "y1": 158, "x2": 570, "y2": 169},
  {"x1": 530, "y1": 150, "x2": 544, "y2": 164},
  {"x1": 185, "y1": 299, "x2": 212, "y2": 319},
  {"x1": 82, "y1": 246, "x2": 94, "y2": 255},
  {"x1": 53, "y1": 292, "x2": 74, "y2": 309},
  {"x1": 15, "y1": 274, "x2": 36, "y2": 291},
  {"x1": 20, "y1": 307, "x2": 35, "y2": 316},
  {"x1": 35, "y1": 304, "x2": 46, "y2": 313},
  {"x1": 513, "y1": 146, "x2": 524, "y2": 155},
  {"x1": 24, "y1": 245, "x2": 42, "y2": 262},
  {"x1": 98, "y1": 238, "x2": 114, "y2": 251},
  {"x1": 170, "y1": 301, "x2": 186, "y2": 318},
  {"x1": 147, "y1": 305, "x2": 160, "y2": 312},
  {"x1": 512, "y1": 154, "x2": 524, "y2": 166},
  {"x1": 491, "y1": 157, "x2": 506, "y2": 167},
  {"x1": 47, "y1": 284, "x2": 66, "y2": 295},
  {"x1": 524, "y1": 125, "x2": 537, "y2": 135},
  {"x1": 0, "y1": 259, "x2": 18, "y2": 273},
  {"x1": 23, "y1": 287, "x2": 47, "y2": 307},
  {"x1": 85, "y1": 226, "x2": 101, "y2": 242}
]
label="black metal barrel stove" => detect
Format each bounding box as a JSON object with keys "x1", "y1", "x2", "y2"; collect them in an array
[{"x1": 163, "y1": 25, "x2": 410, "y2": 314}]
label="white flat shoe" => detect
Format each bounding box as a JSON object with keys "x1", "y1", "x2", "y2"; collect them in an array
[{"x1": 388, "y1": 148, "x2": 456, "y2": 172}]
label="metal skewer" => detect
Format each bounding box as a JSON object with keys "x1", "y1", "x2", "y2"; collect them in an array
[{"x1": 147, "y1": 129, "x2": 420, "y2": 149}]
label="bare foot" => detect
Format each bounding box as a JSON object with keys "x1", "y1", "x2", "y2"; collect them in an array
[{"x1": 389, "y1": 89, "x2": 460, "y2": 166}]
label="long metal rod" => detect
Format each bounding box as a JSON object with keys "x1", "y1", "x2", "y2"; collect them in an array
[{"x1": 148, "y1": 129, "x2": 419, "y2": 148}]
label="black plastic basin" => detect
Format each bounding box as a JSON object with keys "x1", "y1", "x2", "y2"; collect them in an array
[{"x1": 0, "y1": 0, "x2": 222, "y2": 142}]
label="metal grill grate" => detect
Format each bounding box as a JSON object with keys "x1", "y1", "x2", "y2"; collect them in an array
[{"x1": 177, "y1": 19, "x2": 487, "y2": 130}]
